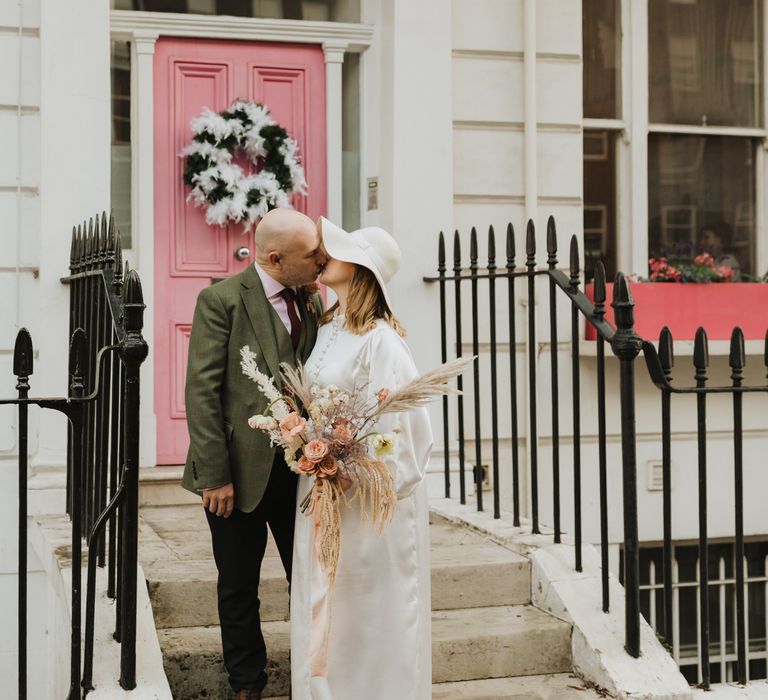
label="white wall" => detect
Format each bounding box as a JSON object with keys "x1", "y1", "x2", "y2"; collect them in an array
[
  {"x1": 0, "y1": 0, "x2": 42, "y2": 686},
  {"x1": 0, "y1": 0, "x2": 111, "y2": 688},
  {"x1": 359, "y1": 0, "x2": 454, "y2": 451},
  {"x1": 445, "y1": 0, "x2": 768, "y2": 554}
]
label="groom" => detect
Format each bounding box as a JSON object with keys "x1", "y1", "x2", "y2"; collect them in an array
[{"x1": 182, "y1": 208, "x2": 327, "y2": 700}]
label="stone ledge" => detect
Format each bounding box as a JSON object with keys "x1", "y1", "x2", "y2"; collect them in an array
[
  {"x1": 429, "y1": 498, "x2": 693, "y2": 700},
  {"x1": 29, "y1": 515, "x2": 173, "y2": 699}
]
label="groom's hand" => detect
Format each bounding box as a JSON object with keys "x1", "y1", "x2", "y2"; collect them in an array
[{"x1": 203, "y1": 483, "x2": 235, "y2": 518}]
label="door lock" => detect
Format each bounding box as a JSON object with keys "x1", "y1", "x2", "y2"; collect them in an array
[{"x1": 234, "y1": 246, "x2": 251, "y2": 261}]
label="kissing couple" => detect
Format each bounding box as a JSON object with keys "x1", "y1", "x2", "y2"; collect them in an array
[{"x1": 182, "y1": 208, "x2": 434, "y2": 700}]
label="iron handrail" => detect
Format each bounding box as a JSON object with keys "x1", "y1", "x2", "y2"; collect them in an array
[
  {"x1": 10, "y1": 212, "x2": 147, "y2": 700},
  {"x1": 425, "y1": 215, "x2": 768, "y2": 683}
]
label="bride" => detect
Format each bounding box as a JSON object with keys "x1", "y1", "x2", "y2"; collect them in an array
[{"x1": 289, "y1": 218, "x2": 434, "y2": 700}]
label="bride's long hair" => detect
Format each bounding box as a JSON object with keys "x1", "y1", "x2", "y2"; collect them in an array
[{"x1": 319, "y1": 266, "x2": 405, "y2": 337}]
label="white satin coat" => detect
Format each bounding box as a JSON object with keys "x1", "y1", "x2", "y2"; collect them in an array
[{"x1": 290, "y1": 317, "x2": 434, "y2": 700}]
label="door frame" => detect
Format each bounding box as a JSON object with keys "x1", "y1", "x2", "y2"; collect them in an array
[{"x1": 110, "y1": 10, "x2": 374, "y2": 467}]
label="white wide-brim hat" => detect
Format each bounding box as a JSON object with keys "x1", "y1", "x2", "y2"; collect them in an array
[{"x1": 319, "y1": 217, "x2": 402, "y2": 310}]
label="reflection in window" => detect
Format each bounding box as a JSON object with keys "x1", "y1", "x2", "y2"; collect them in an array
[
  {"x1": 583, "y1": 130, "x2": 617, "y2": 281},
  {"x1": 648, "y1": 134, "x2": 756, "y2": 278},
  {"x1": 111, "y1": 0, "x2": 360, "y2": 22},
  {"x1": 649, "y1": 0, "x2": 763, "y2": 127},
  {"x1": 342, "y1": 53, "x2": 360, "y2": 231},
  {"x1": 583, "y1": 0, "x2": 621, "y2": 119},
  {"x1": 111, "y1": 41, "x2": 132, "y2": 249}
]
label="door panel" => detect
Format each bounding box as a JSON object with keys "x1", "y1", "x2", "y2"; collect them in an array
[{"x1": 154, "y1": 38, "x2": 326, "y2": 464}]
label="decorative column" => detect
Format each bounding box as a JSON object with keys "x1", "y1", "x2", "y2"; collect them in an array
[
  {"x1": 323, "y1": 42, "x2": 347, "y2": 225},
  {"x1": 628, "y1": 0, "x2": 649, "y2": 274},
  {"x1": 131, "y1": 32, "x2": 158, "y2": 467}
]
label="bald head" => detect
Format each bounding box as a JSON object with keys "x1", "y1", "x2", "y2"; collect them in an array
[
  {"x1": 254, "y1": 208, "x2": 327, "y2": 287},
  {"x1": 255, "y1": 208, "x2": 316, "y2": 257}
]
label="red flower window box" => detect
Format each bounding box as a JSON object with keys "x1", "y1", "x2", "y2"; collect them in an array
[{"x1": 584, "y1": 282, "x2": 768, "y2": 341}]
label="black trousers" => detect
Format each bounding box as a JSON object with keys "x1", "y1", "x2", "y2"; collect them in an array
[{"x1": 205, "y1": 457, "x2": 298, "y2": 693}]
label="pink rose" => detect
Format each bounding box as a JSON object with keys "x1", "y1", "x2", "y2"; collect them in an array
[
  {"x1": 304, "y1": 438, "x2": 331, "y2": 463},
  {"x1": 297, "y1": 455, "x2": 319, "y2": 475},
  {"x1": 316, "y1": 455, "x2": 339, "y2": 479},
  {"x1": 279, "y1": 412, "x2": 306, "y2": 440},
  {"x1": 377, "y1": 388, "x2": 390, "y2": 402}
]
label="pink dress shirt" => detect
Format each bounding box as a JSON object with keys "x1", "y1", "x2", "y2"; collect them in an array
[{"x1": 254, "y1": 262, "x2": 300, "y2": 335}]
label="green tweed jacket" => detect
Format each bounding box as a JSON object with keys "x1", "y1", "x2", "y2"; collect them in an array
[{"x1": 181, "y1": 265, "x2": 322, "y2": 512}]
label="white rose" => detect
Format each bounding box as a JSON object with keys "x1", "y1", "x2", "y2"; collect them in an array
[{"x1": 248, "y1": 414, "x2": 277, "y2": 431}]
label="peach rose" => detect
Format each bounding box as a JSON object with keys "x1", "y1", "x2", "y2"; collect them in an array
[
  {"x1": 377, "y1": 388, "x2": 390, "y2": 402},
  {"x1": 279, "y1": 412, "x2": 306, "y2": 440},
  {"x1": 332, "y1": 423, "x2": 355, "y2": 445},
  {"x1": 304, "y1": 438, "x2": 331, "y2": 463},
  {"x1": 316, "y1": 455, "x2": 339, "y2": 479},
  {"x1": 297, "y1": 455, "x2": 319, "y2": 475}
]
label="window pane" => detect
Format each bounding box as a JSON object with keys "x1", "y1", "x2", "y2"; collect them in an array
[
  {"x1": 111, "y1": 41, "x2": 132, "y2": 250},
  {"x1": 583, "y1": 129, "x2": 618, "y2": 281},
  {"x1": 111, "y1": 0, "x2": 360, "y2": 22},
  {"x1": 648, "y1": 134, "x2": 756, "y2": 278},
  {"x1": 583, "y1": 0, "x2": 621, "y2": 119},
  {"x1": 649, "y1": 0, "x2": 763, "y2": 127}
]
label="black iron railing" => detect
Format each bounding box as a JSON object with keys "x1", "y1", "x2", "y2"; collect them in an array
[
  {"x1": 4, "y1": 212, "x2": 148, "y2": 699},
  {"x1": 642, "y1": 329, "x2": 768, "y2": 686},
  {"x1": 425, "y1": 216, "x2": 768, "y2": 687}
]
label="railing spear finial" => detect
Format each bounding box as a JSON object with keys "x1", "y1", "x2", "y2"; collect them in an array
[
  {"x1": 659, "y1": 326, "x2": 674, "y2": 380},
  {"x1": 98, "y1": 211, "x2": 109, "y2": 266},
  {"x1": 729, "y1": 327, "x2": 745, "y2": 377},
  {"x1": 569, "y1": 235, "x2": 580, "y2": 291},
  {"x1": 488, "y1": 225, "x2": 496, "y2": 270},
  {"x1": 453, "y1": 230, "x2": 461, "y2": 271},
  {"x1": 693, "y1": 327, "x2": 709, "y2": 380},
  {"x1": 506, "y1": 223, "x2": 515, "y2": 266},
  {"x1": 546, "y1": 216, "x2": 557, "y2": 268},
  {"x1": 525, "y1": 219, "x2": 535, "y2": 268},
  {"x1": 14, "y1": 328, "x2": 33, "y2": 382},
  {"x1": 593, "y1": 261, "x2": 607, "y2": 321},
  {"x1": 85, "y1": 218, "x2": 94, "y2": 270}
]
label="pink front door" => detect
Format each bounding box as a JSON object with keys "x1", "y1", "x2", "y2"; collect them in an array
[{"x1": 153, "y1": 38, "x2": 327, "y2": 464}]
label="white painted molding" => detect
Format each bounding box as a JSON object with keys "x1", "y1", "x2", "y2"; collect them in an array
[
  {"x1": 324, "y1": 42, "x2": 346, "y2": 225},
  {"x1": 110, "y1": 10, "x2": 374, "y2": 52},
  {"x1": 130, "y1": 35, "x2": 158, "y2": 467},
  {"x1": 649, "y1": 123, "x2": 767, "y2": 138},
  {"x1": 628, "y1": 0, "x2": 649, "y2": 276}
]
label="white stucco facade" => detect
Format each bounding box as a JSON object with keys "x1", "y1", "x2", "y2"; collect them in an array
[{"x1": 2, "y1": 0, "x2": 767, "y2": 692}]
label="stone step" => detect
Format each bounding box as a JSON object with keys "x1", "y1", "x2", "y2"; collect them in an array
[
  {"x1": 142, "y1": 510, "x2": 530, "y2": 628},
  {"x1": 432, "y1": 675, "x2": 606, "y2": 699},
  {"x1": 176, "y1": 675, "x2": 603, "y2": 700},
  {"x1": 158, "y1": 605, "x2": 572, "y2": 699}
]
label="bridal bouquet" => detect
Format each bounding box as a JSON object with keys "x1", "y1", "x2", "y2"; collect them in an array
[{"x1": 240, "y1": 346, "x2": 470, "y2": 579}]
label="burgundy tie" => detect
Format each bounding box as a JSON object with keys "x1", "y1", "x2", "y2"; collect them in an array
[{"x1": 279, "y1": 288, "x2": 302, "y2": 351}]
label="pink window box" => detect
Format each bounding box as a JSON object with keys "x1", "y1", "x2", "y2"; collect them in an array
[{"x1": 584, "y1": 282, "x2": 768, "y2": 341}]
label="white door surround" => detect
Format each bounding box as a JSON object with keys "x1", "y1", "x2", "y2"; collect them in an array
[{"x1": 109, "y1": 10, "x2": 374, "y2": 467}]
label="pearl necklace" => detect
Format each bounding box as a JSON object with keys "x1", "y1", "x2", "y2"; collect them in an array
[{"x1": 308, "y1": 314, "x2": 345, "y2": 380}]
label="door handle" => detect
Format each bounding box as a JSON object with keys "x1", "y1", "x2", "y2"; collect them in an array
[{"x1": 234, "y1": 246, "x2": 251, "y2": 261}]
